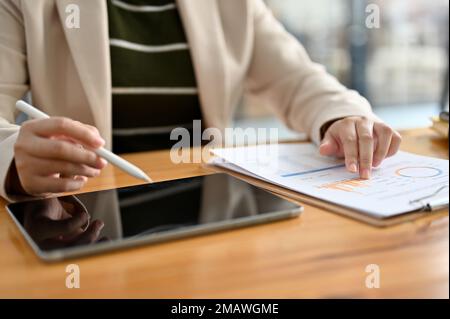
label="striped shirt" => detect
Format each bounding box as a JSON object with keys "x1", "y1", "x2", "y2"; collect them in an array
[{"x1": 107, "y1": 0, "x2": 202, "y2": 153}]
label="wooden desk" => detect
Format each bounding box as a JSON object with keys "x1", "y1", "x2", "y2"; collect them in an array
[{"x1": 0, "y1": 128, "x2": 448, "y2": 298}]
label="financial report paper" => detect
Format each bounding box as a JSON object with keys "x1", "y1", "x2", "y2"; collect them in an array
[{"x1": 211, "y1": 144, "x2": 449, "y2": 217}]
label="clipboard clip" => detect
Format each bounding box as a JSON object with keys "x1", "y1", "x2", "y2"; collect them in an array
[{"x1": 409, "y1": 185, "x2": 449, "y2": 212}]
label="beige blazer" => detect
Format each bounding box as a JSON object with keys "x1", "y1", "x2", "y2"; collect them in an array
[{"x1": 0, "y1": 0, "x2": 376, "y2": 201}]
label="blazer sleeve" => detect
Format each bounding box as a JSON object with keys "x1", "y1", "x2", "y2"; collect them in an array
[
  {"x1": 246, "y1": 0, "x2": 378, "y2": 144},
  {"x1": 0, "y1": 0, "x2": 29, "y2": 201}
]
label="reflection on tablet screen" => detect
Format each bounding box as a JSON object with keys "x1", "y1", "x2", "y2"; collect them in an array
[{"x1": 7, "y1": 174, "x2": 300, "y2": 257}]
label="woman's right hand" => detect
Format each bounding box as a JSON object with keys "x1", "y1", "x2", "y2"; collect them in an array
[{"x1": 12, "y1": 117, "x2": 108, "y2": 196}]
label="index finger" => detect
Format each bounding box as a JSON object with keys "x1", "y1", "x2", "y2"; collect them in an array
[
  {"x1": 356, "y1": 119, "x2": 374, "y2": 179},
  {"x1": 25, "y1": 117, "x2": 104, "y2": 149}
]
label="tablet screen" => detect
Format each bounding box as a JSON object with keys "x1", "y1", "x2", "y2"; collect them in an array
[{"x1": 7, "y1": 174, "x2": 300, "y2": 258}]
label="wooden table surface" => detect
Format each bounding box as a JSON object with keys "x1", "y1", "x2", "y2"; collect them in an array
[{"x1": 0, "y1": 128, "x2": 448, "y2": 298}]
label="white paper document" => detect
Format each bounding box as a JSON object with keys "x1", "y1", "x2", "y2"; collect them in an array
[{"x1": 211, "y1": 144, "x2": 449, "y2": 218}]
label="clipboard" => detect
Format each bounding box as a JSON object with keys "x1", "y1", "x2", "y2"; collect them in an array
[{"x1": 209, "y1": 165, "x2": 449, "y2": 227}]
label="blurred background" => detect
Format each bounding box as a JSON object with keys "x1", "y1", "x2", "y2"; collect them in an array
[{"x1": 235, "y1": 0, "x2": 449, "y2": 140}]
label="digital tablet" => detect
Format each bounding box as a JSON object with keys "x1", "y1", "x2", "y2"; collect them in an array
[{"x1": 6, "y1": 174, "x2": 302, "y2": 262}]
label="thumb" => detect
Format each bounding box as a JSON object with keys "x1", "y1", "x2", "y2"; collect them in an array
[{"x1": 319, "y1": 135, "x2": 339, "y2": 156}]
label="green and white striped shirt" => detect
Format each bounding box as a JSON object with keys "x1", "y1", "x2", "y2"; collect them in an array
[{"x1": 107, "y1": 0, "x2": 202, "y2": 153}]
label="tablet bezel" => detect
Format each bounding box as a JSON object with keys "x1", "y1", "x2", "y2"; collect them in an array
[{"x1": 6, "y1": 174, "x2": 303, "y2": 262}]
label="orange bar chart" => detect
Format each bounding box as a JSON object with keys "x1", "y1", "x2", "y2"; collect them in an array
[{"x1": 318, "y1": 179, "x2": 369, "y2": 193}]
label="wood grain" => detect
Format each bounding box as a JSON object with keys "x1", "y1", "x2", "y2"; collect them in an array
[{"x1": 0, "y1": 128, "x2": 448, "y2": 298}]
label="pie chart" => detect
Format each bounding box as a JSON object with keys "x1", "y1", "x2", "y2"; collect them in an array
[{"x1": 396, "y1": 167, "x2": 443, "y2": 178}]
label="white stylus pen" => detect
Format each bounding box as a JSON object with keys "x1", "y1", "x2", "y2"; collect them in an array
[{"x1": 16, "y1": 100, "x2": 153, "y2": 183}]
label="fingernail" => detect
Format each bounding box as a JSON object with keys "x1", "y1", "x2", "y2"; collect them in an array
[
  {"x1": 91, "y1": 134, "x2": 103, "y2": 145},
  {"x1": 319, "y1": 142, "x2": 330, "y2": 155},
  {"x1": 349, "y1": 163, "x2": 358, "y2": 173},
  {"x1": 320, "y1": 141, "x2": 330, "y2": 149},
  {"x1": 95, "y1": 138, "x2": 105, "y2": 147},
  {"x1": 75, "y1": 176, "x2": 88, "y2": 182},
  {"x1": 361, "y1": 169, "x2": 371, "y2": 179},
  {"x1": 373, "y1": 159, "x2": 381, "y2": 167},
  {"x1": 99, "y1": 158, "x2": 108, "y2": 167}
]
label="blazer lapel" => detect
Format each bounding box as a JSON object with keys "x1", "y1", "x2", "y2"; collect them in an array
[
  {"x1": 56, "y1": 0, "x2": 111, "y2": 143},
  {"x1": 177, "y1": 0, "x2": 228, "y2": 130}
]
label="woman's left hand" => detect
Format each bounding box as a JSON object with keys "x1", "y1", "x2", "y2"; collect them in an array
[{"x1": 319, "y1": 117, "x2": 402, "y2": 179}]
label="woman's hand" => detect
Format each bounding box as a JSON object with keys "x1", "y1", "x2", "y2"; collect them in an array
[
  {"x1": 12, "y1": 117, "x2": 108, "y2": 196},
  {"x1": 319, "y1": 117, "x2": 402, "y2": 179}
]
